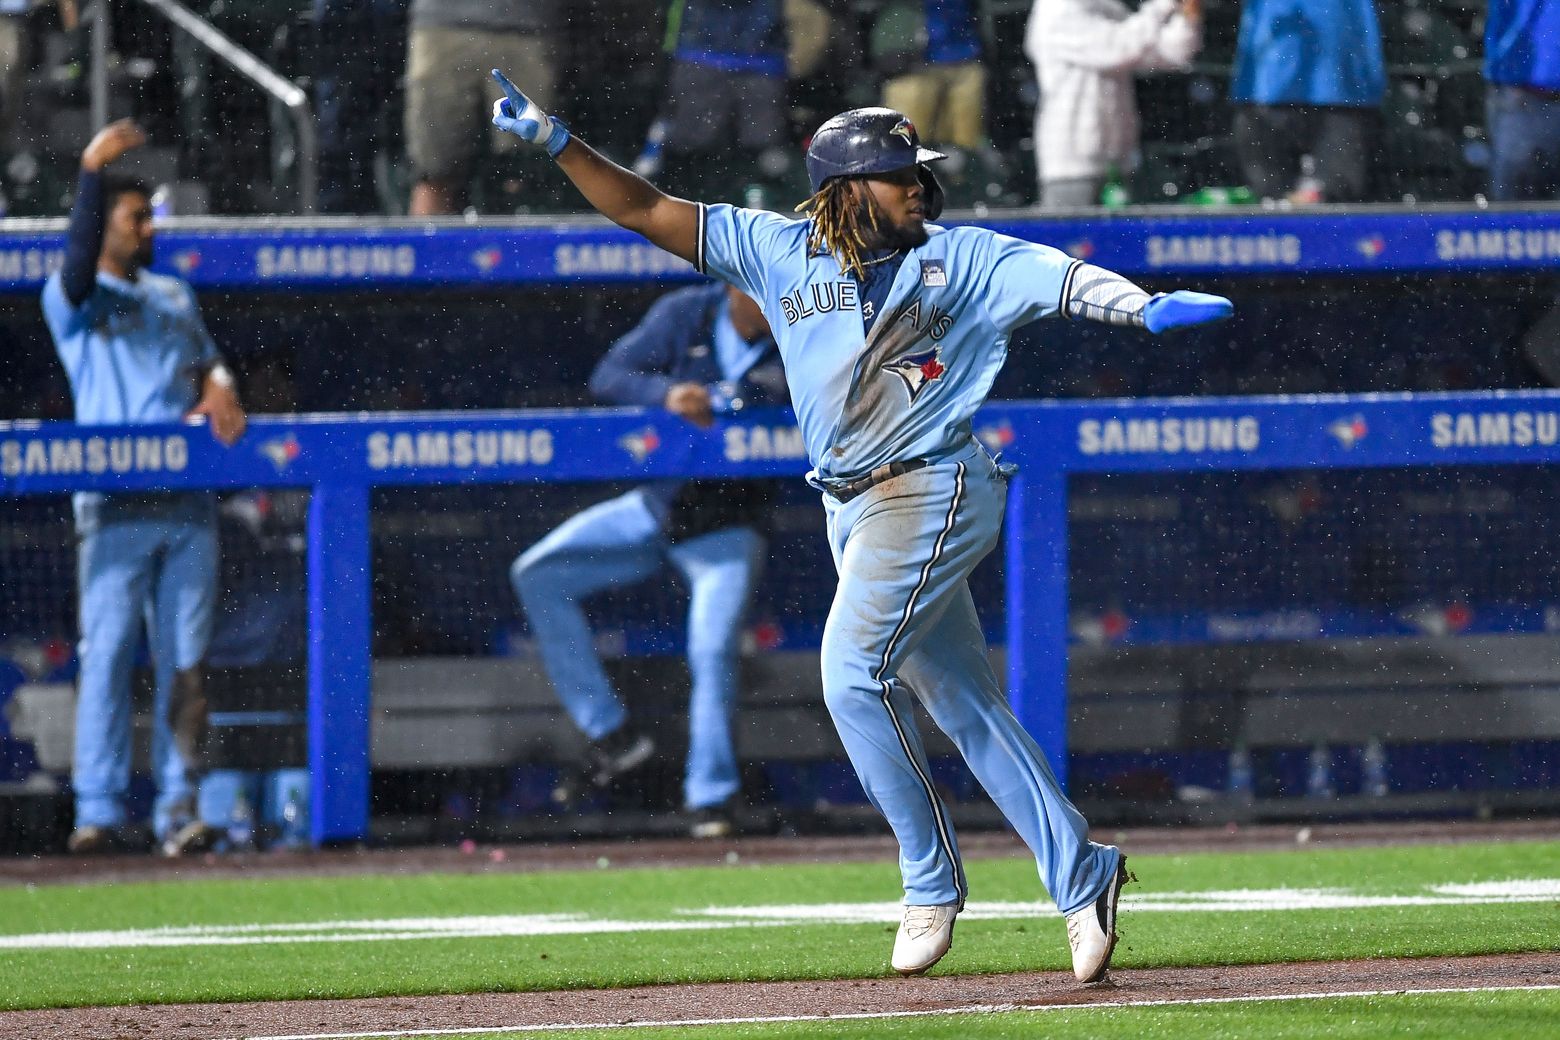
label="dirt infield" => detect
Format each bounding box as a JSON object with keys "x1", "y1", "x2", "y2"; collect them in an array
[
  {"x1": 1, "y1": 819, "x2": 1556, "y2": 1040},
  {"x1": 4, "y1": 953, "x2": 1558, "y2": 1040}
]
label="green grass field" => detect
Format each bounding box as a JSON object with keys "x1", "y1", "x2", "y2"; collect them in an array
[
  {"x1": 1, "y1": 837, "x2": 1556, "y2": 1036},
  {"x1": 423, "y1": 991, "x2": 1560, "y2": 1040}
]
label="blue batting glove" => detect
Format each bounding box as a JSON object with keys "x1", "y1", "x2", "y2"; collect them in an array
[
  {"x1": 490, "y1": 69, "x2": 571, "y2": 158},
  {"x1": 1143, "y1": 290, "x2": 1234, "y2": 334}
]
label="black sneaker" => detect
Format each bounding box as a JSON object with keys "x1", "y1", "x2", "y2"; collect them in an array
[
  {"x1": 66, "y1": 825, "x2": 115, "y2": 854},
  {"x1": 66, "y1": 824, "x2": 141, "y2": 855},
  {"x1": 688, "y1": 801, "x2": 737, "y2": 840},
  {"x1": 551, "y1": 728, "x2": 657, "y2": 810},
  {"x1": 584, "y1": 727, "x2": 656, "y2": 788},
  {"x1": 161, "y1": 821, "x2": 221, "y2": 858}
]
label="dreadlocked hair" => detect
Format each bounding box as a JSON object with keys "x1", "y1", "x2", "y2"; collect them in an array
[{"x1": 795, "y1": 178, "x2": 880, "y2": 281}]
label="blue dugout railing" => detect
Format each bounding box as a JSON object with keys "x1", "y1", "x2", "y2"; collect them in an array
[
  {"x1": 2, "y1": 204, "x2": 1560, "y2": 294},
  {"x1": 7, "y1": 389, "x2": 1560, "y2": 843}
]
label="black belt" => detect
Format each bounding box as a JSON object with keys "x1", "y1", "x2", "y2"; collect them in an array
[{"x1": 822, "y1": 459, "x2": 929, "y2": 503}]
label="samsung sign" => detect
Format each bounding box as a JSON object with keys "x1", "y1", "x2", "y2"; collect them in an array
[
  {"x1": 1431, "y1": 410, "x2": 1560, "y2": 449},
  {"x1": 365, "y1": 428, "x2": 555, "y2": 470},
  {"x1": 1077, "y1": 416, "x2": 1261, "y2": 456},
  {"x1": 1, "y1": 434, "x2": 189, "y2": 476},
  {"x1": 1145, "y1": 234, "x2": 1301, "y2": 268},
  {"x1": 256, "y1": 245, "x2": 417, "y2": 279}
]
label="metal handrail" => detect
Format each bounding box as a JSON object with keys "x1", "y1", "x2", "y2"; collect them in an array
[{"x1": 94, "y1": 0, "x2": 318, "y2": 213}]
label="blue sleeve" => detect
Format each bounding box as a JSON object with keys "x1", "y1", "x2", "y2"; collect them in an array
[
  {"x1": 697, "y1": 203, "x2": 796, "y2": 302},
  {"x1": 40, "y1": 274, "x2": 86, "y2": 379},
  {"x1": 61, "y1": 169, "x2": 104, "y2": 307},
  {"x1": 587, "y1": 292, "x2": 687, "y2": 407},
  {"x1": 977, "y1": 232, "x2": 1080, "y2": 335}
]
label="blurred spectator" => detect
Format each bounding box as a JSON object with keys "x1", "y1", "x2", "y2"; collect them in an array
[
  {"x1": 1, "y1": 2, "x2": 76, "y2": 158},
  {"x1": 632, "y1": 0, "x2": 789, "y2": 201},
  {"x1": 1229, "y1": 0, "x2": 1384, "y2": 204},
  {"x1": 785, "y1": 0, "x2": 832, "y2": 83},
  {"x1": 313, "y1": 0, "x2": 407, "y2": 214},
  {"x1": 1484, "y1": 0, "x2": 1560, "y2": 201},
  {"x1": 869, "y1": 0, "x2": 985, "y2": 149},
  {"x1": 1025, "y1": 0, "x2": 1202, "y2": 209},
  {"x1": 0, "y1": 0, "x2": 31, "y2": 167},
  {"x1": 406, "y1": 0, "x2": 561, "y2": 215},
  {"x1": 784, "y1": 0, "x2": 871, "y2": 143}
]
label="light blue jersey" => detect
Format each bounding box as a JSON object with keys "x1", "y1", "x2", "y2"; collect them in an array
[
  {"x1": 696, "y1": 200, "x2": 1120, "y2": 926},
  {"x1": 42, "y1": 269, "x2": 220, "y2": 427},
  {"x1": 42, "y1": 267, "x2": 222, "y2": 845},
  {"x1": 697, "y1": 203, "x2": 1076, "y2": 481}
]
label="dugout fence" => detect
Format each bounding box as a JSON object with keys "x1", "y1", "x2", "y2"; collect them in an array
[
  {"x1": 7, "y1": 391, "x2": 1560, "y2": 844},
  {"x1": 8, "y1": 205, "x2": 1560, "y2": 845}
]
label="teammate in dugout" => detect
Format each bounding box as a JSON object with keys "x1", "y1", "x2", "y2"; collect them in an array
[
  {"x1": 487, "y1": 70, "x2": 1233, "y2": 982},
  {"x1": 511, "y1": 283, "x2": 784, "y2": 839},
  {"x1": 41, "y1": 119, "x2": 246, "y2": 857}
]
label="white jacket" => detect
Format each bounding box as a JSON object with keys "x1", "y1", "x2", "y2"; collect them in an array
[{"x1": 1025, "y1": 0, "x2": 1201, "y2": 183}]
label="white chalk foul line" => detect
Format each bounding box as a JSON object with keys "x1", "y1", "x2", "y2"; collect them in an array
[
  {"x1": 231, "y1": 983, "x2": 1560, "y2": 1040},
  {"x1": 0, "y1": 916, "x2": 759, "y2": 951},
  {"x1": 4, "y1": 879, "x2": 1559, "y2": 951}
]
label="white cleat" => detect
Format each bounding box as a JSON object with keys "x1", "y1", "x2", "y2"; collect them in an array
[
  {"x1": 891, "y1": 903, "x2": 959, "y2": 975},
  {"x1": 1065, "y1": 855, "x2": 1130, "y2": 983}
]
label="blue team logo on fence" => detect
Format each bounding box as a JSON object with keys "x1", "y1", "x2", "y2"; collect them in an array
[
  {"x1": 1329, "y1": 415, "x2": 1368, "y2": 449},
  {"x1": 1072, "y1": 609, "x2": 1130, "y2": 647},
  {"x1": 619, "y1": 426, "x2": 662, "y2": 462},
  {"x1": 977, "y1": 421, "x2": 1015, "y2": 452},
  {"x1": 1399, "y1": 601, "x2": 1473, "y2": 637},
  {"x1": 882, "y1": 348, "x2": 946, "y2": 404},
  {"x1": 258, "y1": 435, "x2": 301, "y2": 472}
]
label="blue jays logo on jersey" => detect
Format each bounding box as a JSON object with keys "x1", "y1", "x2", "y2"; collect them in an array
[
  {"x1": 890, "y1": 118, "x2": 917, "y2": 146},
  {"x1": 882, "y1": 347, "x2": 946, "y2": 404}
]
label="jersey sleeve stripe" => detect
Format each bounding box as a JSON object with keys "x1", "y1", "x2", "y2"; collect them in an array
[
  {"x1": 1059, "y1": 258, "x2": 1084, "y2": 320},
  {"x1": 695, "y1": 203, "x2": 708, "y2": 275}
]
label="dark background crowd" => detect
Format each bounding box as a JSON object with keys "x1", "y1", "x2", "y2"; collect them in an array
[{"x1": 0, "y1": 0, "x2": 1544, "y2": 219}]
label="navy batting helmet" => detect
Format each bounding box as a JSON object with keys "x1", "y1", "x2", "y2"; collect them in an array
[{"x1": 805, "y1": 107, "x2": 948, "y2": 220}]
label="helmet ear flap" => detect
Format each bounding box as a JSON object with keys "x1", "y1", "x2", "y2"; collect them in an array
[{"x1": 918, "y1": 165, "x2": 945, "y2": 221}]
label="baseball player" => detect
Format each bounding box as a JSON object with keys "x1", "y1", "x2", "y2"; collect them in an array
[
  {"x1": 512, "y1": 283, "x2": 784, "y2": 839},
  {"x1": 42, "y1": 119, "x2": 246, "y2": 856},
  {"x1": 488, "y1": 72, "x2": 1232, "y2": 982}
]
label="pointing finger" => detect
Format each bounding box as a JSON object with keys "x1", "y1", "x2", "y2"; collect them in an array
[{"x1": 491, "y1": 69, "x2": 527, "y2": 108}]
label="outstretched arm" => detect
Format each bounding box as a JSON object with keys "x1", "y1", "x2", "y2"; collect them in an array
[
  {"x1": 1063, "y1": 261, "x2": 1232, "y2": 333},
  {"x1": 491, "y1": 70, "x2": 701, "y2": 264}
]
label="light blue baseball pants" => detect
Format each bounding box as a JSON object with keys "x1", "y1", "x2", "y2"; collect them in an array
[
  {"x1": 74, "y1": 505, "x2": 216, "y2": 839},
  {"x1": 819, "y1": 444, "x2": 1119, "y2": 914},
  {"x1": 512, "y1": 488, "x2": 763, "y2": 811}
]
